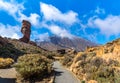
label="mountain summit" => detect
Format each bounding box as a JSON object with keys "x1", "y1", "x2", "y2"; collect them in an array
[{"x1": 36, "y1": 36, "x2": 96, "y2": 51}]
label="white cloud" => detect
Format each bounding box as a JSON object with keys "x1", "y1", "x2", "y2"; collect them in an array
[
  {"x1": 0, "y1": 23, "x2": 21, "y2": 39},
  {"x1": 39, "y1": 2, "x2": 76, "y2": 38},
  {"x1": 87, "y1": 15, "x2": 120, "y2": 36},
  {"x1": 0, "y1": 0, "x2": 24, "y2": 18},
  {"x1": 47, "y1": 25, "x2": 73, "y2": 38},
  {"x1": 38, "y1": 33, "x2": 50, "y2": 41},
  {"x1": 40, "y1": 2, "x2": 78, "y2": 25},
  {"x1": 12, "y1": 33, "x2": 20, "y2": 39},
  {"x1": 18, "y1": 13, "x2": 40, "y2": 26},
  {"x1": 0, "y1": 0, "x2": 40, "y2": 27},
  {"x1": 95, "y1": 7, "x2": 105, "y2": 14},
  {"x1": 28, "y1": 14, "x2": 40, "y2": 26},
  {"x1": 0, "y1": 1, "x2": 77, "y2": 39}
]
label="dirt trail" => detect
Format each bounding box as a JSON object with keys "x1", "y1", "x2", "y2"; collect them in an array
[
  {"x1": 0, "y1": 68, "x2": 16, "y2": 83},
  {"x1": 53, "y1": 61, "x2": 80, "y2": 83}
]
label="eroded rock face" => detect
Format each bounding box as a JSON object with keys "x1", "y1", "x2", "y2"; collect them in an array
[{"x1": 20, "y1": 20, "x2": 31, "y2": 43}]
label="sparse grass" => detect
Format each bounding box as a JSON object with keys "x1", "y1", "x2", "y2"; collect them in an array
[
  {"x1": 0, "y1": 37, "x2": 55, "y2": 61},
  {"x1": 61, "y1": 53, "x2": 75, "y2": 67},
  {"x1": 70, "y1": 38, "x2": 120, "y2": 82},
  {"x1": 72, "y1": 52, "x2": 120, "y2": 82},
  {"x1": 62, "y1": 54, "x2": 73, "y2": 67},
  {"x1": 60, "y1": 49, "x2": 77, "y2": 67}
]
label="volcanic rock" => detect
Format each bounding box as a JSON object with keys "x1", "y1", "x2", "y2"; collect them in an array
[{"x1": 19, "y1": 20, "x2": 31, "y2": 43}]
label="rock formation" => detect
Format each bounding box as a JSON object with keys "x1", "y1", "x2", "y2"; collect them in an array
[{"x1": 20, "y1": 20, "x2": 31, "y2": 43}]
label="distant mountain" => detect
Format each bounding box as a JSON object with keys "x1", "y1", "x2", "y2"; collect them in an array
[{"x1": 36, "y1": 36, "x2": 96, "y2": 51}]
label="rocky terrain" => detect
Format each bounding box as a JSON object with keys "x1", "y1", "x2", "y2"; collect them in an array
[
  {"x1": 36, "y1": 36, "x2": 96, "y2": 52},
  {"x1": 69, "y1": 38, "x2": 120, "y2": 83}
]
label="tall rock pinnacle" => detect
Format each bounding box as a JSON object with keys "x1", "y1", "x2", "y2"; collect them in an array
[{"x1": 20, "y1": 20, "x2": 31, "y2": 43}]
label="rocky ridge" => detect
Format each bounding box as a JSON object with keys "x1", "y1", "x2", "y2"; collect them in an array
[
  {"x1": 70, "y1": 38, "x2": 120, "y2": 82},
  {"x1": 37, "y1": 36, "x2": 96, "y2": 52}
]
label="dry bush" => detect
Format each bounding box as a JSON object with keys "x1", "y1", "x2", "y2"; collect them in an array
[
  {"x1": 0, "y1": 58, "x2": 14, "y2": 68},
  {"x1": 61, "y1": 54, "x2": 75, "y2": 67},
  {"x1": 14, "y1": 54, "x2": 52, "y2": 81},
  {"x1": 72, "y1": 52, "x2": 120, "y2": 82}
]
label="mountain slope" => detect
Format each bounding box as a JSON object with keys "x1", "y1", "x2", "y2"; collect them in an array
[
  {"x1": 0, "y1": 36, "x2": 54, "y2": 83},
  {"x1": 70, "y1": 38, "x2": 120, "y2": 82},
  {"x1": 36, "y1": 36, "x2": 96, "y2": 51},
  {"x1": 0, "y1": 36, "x2": 53, "y2": 61}
]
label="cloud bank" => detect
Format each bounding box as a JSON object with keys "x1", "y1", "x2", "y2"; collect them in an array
[
  {"x1": 0, "y1": 0, "x2": 78, "y2": 40},
  {"x1": 40, "y1": 2, "x2": 78, "y2": 25},
  {"x1": 0, "y1": 0, "x2": 41, "y2": 39},
  {"x1": 0, "y1": 0, "x2": 24, "y2": 18},
  {"x1": 88, "y1": 15, "x2": 120, "y2": 36},
  {"x1": 39, "y1": 2, "x2": 78, "y2": 39},
  {"x1": 0, "y1": 23, "x2": 20, "y2": 39}
]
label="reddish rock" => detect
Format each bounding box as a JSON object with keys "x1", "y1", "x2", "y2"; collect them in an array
[
  {"x1": 29, "y1": 41, "x2": 37, "y2": 46},
  {"x1": 20, "y1": 20, "x2": 31, "y2": 43}
]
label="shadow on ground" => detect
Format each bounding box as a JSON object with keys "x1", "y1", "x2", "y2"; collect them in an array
[
  {"x1": 54, "y1": 70, "x2": 63, "y2": 76},
  {"x1": 0, "y1": 77, "x2": 16, "y2": 83}
]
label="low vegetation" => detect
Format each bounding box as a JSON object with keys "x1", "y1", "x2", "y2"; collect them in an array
[
  {"x1": 71, "y1": 52, "x2": 120, "y2": 82},
  {"x1": 61, "y1": 49, "x2": 77, "y2": 67},
  {"x1": 0, "y1": 37, "x2": 55, "y2": 82},
  {"x1": 61, "y1": 54, "x2": 75, "y2": 67},
  {"x1": 70, "y1": 38, "x2": 120, "y2": 83},
  {"x1": 0, "y1": 38, "x2": 54, "y2": 61},
  {"x1": 0, "y1": 58, "x2": 14, "y2": 68},
  {"x1": 14, "y1": 54, "x2": 53, "y2": 82}
]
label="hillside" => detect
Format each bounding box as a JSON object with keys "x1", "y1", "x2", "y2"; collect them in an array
[
  {"x1": 0, "y1": 36, "x2": 53, "y2": 61},
  {"x1": 36, "y1": 36, "x2": 96, "y2": 51},
  {"x1": 0, "y1": 36, "x2": 54, "y2": 83},
  {"x1": 69, "y1": 38, "x2": 120, "y2": 82}
]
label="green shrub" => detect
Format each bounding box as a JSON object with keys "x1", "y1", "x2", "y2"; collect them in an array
[
  {"x1": 14, "y1": 54, "x2": 52, "y2": 80},
  {"x1": 0, "y1": 43, "x2": 24, "y2": 60}
]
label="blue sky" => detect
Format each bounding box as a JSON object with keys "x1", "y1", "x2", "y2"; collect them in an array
[{"x1": 0, "y1": 0, "x2": 120, "y2": 44}]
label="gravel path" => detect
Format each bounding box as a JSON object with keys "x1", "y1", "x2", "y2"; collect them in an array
[
  {"x1": 53, "y1": 61, "x2": 80, "y2": 83},
  {"x1": 0, "y1": 68, "x2": 16, "y2": 83}
]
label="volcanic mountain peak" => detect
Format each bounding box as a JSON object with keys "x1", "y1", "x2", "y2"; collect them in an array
[{"x1": 36, "y1": 35, "x2": 96, "y2": 51}]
